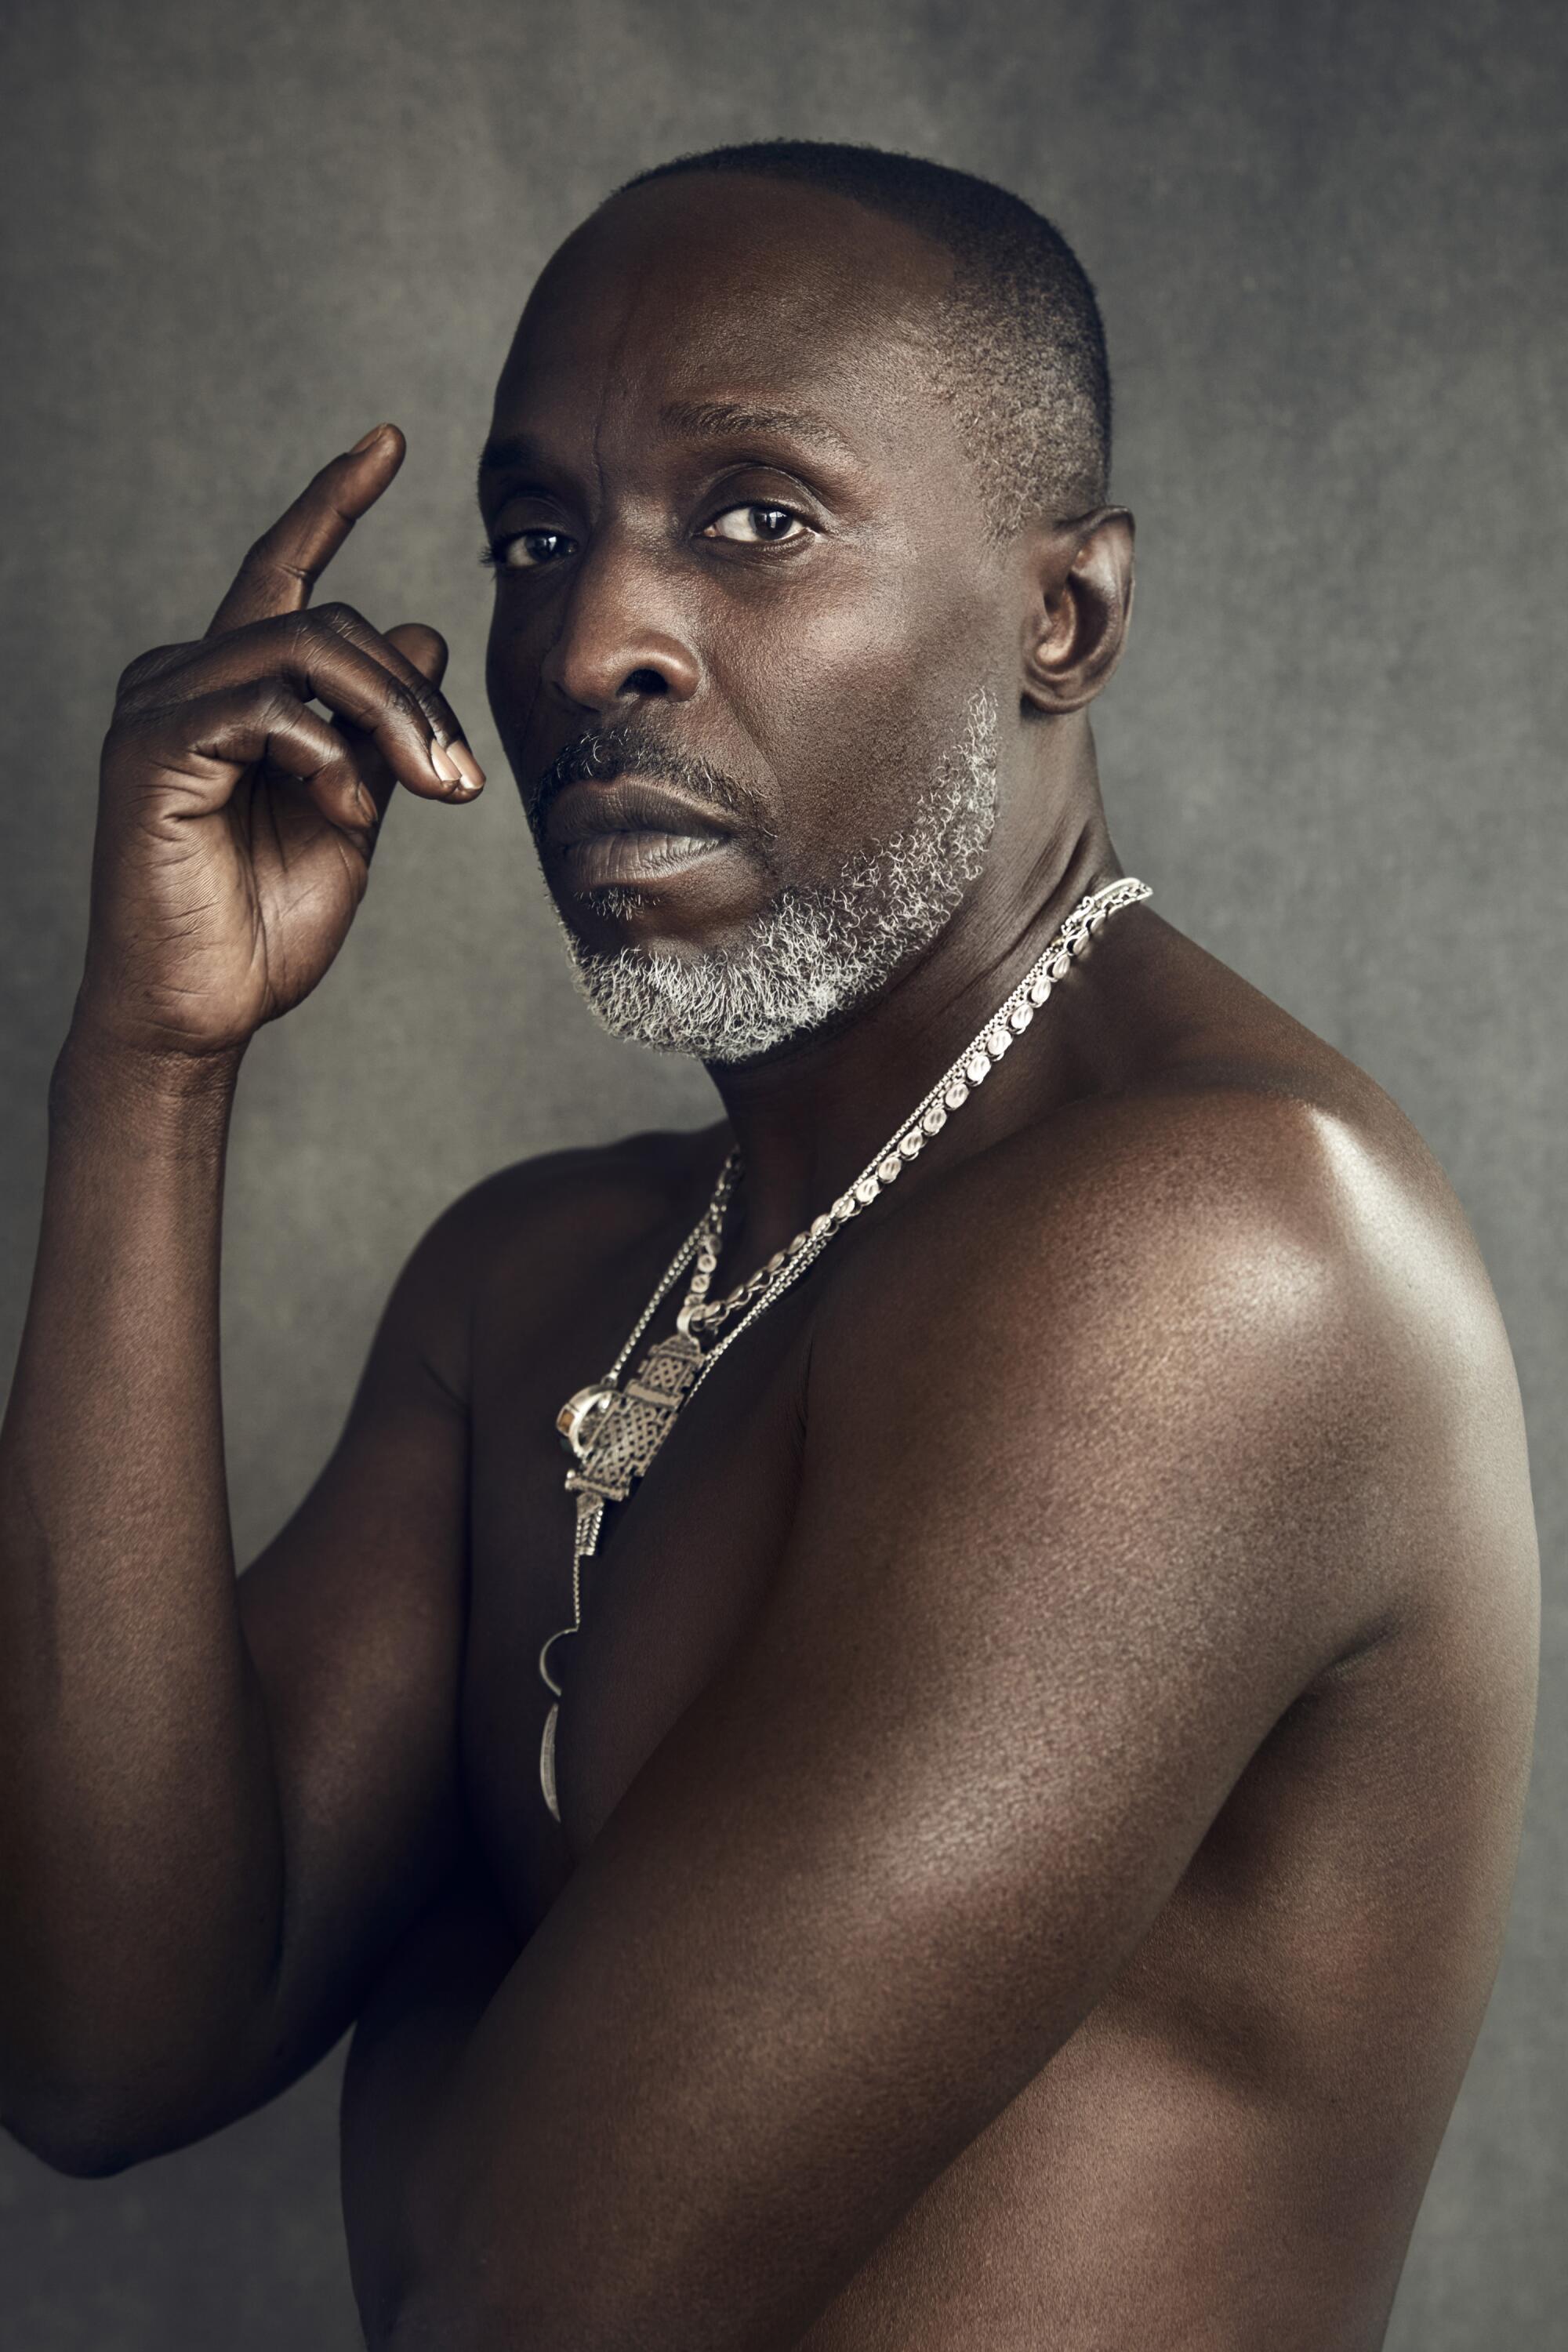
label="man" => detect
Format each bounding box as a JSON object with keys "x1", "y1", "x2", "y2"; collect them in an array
[{"x1": 0, "y1": 140, "x2": 1539, "y2": 2351}]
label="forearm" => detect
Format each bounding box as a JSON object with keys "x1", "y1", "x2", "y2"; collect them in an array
[{"x1": 0, "y1": 1023, "x2": 285, "y2": 2159}]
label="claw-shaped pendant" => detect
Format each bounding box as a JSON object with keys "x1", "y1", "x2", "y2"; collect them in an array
[{"x1": 540, "y1": 1700, "x2": 561, "y2": 1820}]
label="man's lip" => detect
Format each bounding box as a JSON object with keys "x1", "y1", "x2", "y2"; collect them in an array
[
  {"x1": 556, "y1": 832, "x2": 739, "y2": 890},
  {"x1": 542, "y1": 773, "x2": 738, "y2": 848}
]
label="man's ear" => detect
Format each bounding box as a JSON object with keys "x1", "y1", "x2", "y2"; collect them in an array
[{"x1": 1020, "y1": 507, "x2": 1135, "y2": 714}]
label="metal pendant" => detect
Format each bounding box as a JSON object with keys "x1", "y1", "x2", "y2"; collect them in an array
[
  {"x1": 539, "y1": 1700, "x2": 560, "y2": 1819},
  {"x1": 541, "y1": 1331, "x2": 706, "y2": 1826}
]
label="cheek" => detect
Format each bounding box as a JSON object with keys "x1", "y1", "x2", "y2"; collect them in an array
[
  {"x1": 484, "y1": 608, "x2": 528, "y2": 754},
  {"x1": 716, "y1": 557, "x2": 996, "y2": 855}
]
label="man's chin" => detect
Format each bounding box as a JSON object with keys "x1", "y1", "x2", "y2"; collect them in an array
[{"x1": 551, "y1": 890, "x2": 867, "y2": 1064}]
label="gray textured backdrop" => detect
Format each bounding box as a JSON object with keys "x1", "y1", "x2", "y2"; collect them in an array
[{"x1": 1, "y1": 1, "x2": 1562, "y2": 2344}]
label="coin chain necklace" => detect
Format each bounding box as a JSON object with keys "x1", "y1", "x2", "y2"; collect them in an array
[{"x1": 539, "y1": 873, "x2": 1152, "y2": 1817}]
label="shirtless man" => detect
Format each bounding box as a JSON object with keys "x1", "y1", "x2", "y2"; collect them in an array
[{"x1": 0, "y1": 141, "x2": 1540, "y2": 2352}]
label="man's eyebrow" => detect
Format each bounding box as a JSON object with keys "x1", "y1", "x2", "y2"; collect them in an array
[
  {"x1": 477, "y1": 434, "x2": 551, "y2": 495},
  {"x1": 658, "y1": 398, "x2": 858, "y2": 459}
]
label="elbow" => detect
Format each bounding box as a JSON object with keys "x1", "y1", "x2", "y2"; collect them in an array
[
  {"x1": 0, "y1": 1980, "x2": 266, "y2": 2179},
  {"x1": 0, "y1": 2053, "x2": 222, "y2": 2180},
  {"x1": 2, "y1": 2091, "x2": 147, "y2": 2179}
]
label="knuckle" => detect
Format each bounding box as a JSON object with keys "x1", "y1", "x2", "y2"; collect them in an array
[
  {"x1": 114, "y1": 642, "x2": 191, "y2": 702},
  {"x1": 246, "y1": 678, "x2": 299, "y2": 730},
  {"x1": 279, "y1": 608, "x2": 318, "y2": 662},
  {"x1": 312, "y1": 598, "x2": 361, "y2": 633},
  {"x1": 387, "y1": 673, "x2": 428, "y2": 728},
  {"x1": 354, "y1": 655, "x2": 420, "y2": 726},
  {"x1": 243, "y1": 534, "x2": 310, "y2": 593}
]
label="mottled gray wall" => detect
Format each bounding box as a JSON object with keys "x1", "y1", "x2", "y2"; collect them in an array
[{"x1": 1, "y1": 0, "x2": 1561, "y2": 2343}]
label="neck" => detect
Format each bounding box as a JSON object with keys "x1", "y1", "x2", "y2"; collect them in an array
[{"x1": 702, "y1": 750, "x2": 1123, "y2": 1274}]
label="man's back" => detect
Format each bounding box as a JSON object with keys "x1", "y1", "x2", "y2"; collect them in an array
[{"x1": 341, "y1": 909, "x2": 1536, "y2": 2350}]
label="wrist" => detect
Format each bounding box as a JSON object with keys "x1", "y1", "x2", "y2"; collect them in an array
[{"x1": 50, "y1": 1018, "x2": 245, "y2": 1138}]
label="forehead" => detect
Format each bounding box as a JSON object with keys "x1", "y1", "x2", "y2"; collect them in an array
[{"x1": 489, "y1": 173, "x2": 960, "y2": 469}]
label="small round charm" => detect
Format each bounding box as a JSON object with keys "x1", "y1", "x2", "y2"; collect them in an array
[
  {"x1": 898, "y1": 1131, "x2": 922, "y2": 1158},
  {"x1": 855, "y1": 1175, "x2": 880, "y2": 1206},
  {"x1": 964, "y1": 1051, "x2": 990, "y2": 1085},
  {"x1": 1009, "y1": 1002, "x2": 1033, "y2": 1033},
  {"x1": 923, "y1": 1102, "x2": 948, "y2": 1135},
  {"x1": 985, "y1": 1025, "x2": 1011, "y2": 1059},
  {"x1": 1050, "y1": 953, "x2": 1072, "y2": 980},
  {"x1": 1029, "y1": 975, "x2": 1052, "y2": 1007},
  {"x1": 878, "y1": 1156, "x2": 902, "y2": 1185},
  {"x1": 555, "y1": 1385, "x2": 615, "y2": 1461},
  {"x1": 946, "y1": 1080, "x2": 970, "y2": 1109}
]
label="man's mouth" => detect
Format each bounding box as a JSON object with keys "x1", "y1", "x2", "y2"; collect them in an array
[{"x1": 543, "y1": 773, "x2": 742, "y2": 893}]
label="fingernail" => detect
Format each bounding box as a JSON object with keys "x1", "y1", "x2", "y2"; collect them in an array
[
  {"x1": 429, "y1": 739, "x2": 461, "y2": 785},
  {"x1": 349, "y1": 423, "x2": 393, "y2": 454},
  {"x1": 447, "y1": 740, "x2": 486, "y2": 792}
]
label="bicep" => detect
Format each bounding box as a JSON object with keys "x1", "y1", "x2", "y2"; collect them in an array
[{"x1": 228, "y1": 1199, "x2": 474, "y2": 2103}]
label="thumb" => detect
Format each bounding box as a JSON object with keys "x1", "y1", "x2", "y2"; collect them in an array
[{"x1": 384, "y1": 622, "x2": 449, "y2": 689}]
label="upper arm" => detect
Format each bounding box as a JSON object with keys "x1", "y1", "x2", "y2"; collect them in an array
[
  {"x1": 401, "y1": 1097, "x2": 1404, "y2": 2351},
  {"x1": 223, "y1": 1175, "x2": 487, "y2": 2106}
]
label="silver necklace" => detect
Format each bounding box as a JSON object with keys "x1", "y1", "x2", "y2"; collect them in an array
[{"x1": 539, "y1": 874, "x2": 1152, "y2": 1817}]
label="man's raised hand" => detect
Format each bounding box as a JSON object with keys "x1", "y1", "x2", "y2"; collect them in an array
[{"x1": 73, "y1": 425, "x2": 485, "y2": 1065}]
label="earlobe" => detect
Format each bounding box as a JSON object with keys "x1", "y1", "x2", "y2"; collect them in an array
[{"x1": 1021, "y1": 506, "x2": 1135, "y2": 714}]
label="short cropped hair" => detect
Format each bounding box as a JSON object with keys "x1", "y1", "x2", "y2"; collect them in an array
[{"x1": 612, "y1": 140, "x2": 1111, "y2": 537}]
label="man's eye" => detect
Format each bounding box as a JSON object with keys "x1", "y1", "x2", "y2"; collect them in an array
[
  {"x1": 701, "y1": 504, "x2": 811, "y2": 546},
  {"x1": 484, "y1": 529, "x2": 578, "y2": 569}
]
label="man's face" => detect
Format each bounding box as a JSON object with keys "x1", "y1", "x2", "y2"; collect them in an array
[{"x1": 478, "y1": 173, "x2": 1018, "y2": 1060}]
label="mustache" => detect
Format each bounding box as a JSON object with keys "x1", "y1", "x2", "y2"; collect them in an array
[{"x1": 528, "y1": 724, "x2": 765, "y2": 836}]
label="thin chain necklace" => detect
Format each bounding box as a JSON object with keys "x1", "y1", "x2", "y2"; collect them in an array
[{"x1": 538, "y1": 874, "x2": 1152, "y2": 1817}]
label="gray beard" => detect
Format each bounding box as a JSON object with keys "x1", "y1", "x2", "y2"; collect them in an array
[{"x1": 552, "y1": 688, "x2": 1000, "y2": 1065}]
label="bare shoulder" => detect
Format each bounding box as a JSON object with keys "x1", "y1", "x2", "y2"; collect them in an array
[
  {"x1": 833, "y1": 1043, "x2": 1512, "y2": 1397},
  {"x1": 815, "y1": 1034, "x2": 1536, "y2": 1691},
  {"x1": 425, "y1": 1116, "x2": 722, "y2": 1253},
  {"x1": 380, "y1": 1117, "x2": 728, "y2": 1399}
]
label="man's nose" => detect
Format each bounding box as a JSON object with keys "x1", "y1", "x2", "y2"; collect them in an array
[{"x1": 538, "y1": 530, "x2": 702, "y2": 713}]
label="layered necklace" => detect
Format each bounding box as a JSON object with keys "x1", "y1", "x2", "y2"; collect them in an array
[{"x1": 539, "y1": 873, "x2": 1152, "y2": 1817}]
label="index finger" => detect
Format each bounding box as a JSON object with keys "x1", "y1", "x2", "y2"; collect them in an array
[{"x1": 205, "y1": 423, "x2": 405, "y2": 638}]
